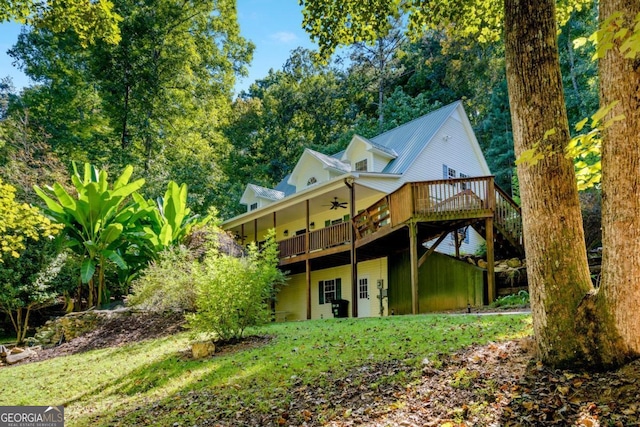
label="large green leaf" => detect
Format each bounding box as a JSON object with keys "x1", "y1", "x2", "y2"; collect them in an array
[
  {"x1": 81, "y1": 258, "x2": 96, "y2": 284},
  {"x1": 33, "y1": 185, "x2": 65, "y2": 215},
  {"x1": 159, "y1": 224, "x2": 173, "y2": 247},
  {"x1": 113, "y1": 165, "x2": 134, "y2": 190},
  {"x1": 52, "y1": 183, "x2": 77, "y2": 211},
  {"x1": 102, "y1": 223, "x2": 123, "y2": 246}
]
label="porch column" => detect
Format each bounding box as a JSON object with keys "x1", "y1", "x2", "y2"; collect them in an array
[
  {"x1": 347, "y1": 179, "x2": 358, "y2": 318},
  {"x1": 305, "y1": 200, "x2": 311, "y2": 319},
  {"x1": 241, "y1": 224, "x2": 245, "y2": 246},
  {"x1": 254, "y1": 218, "x2": 258, "y2": 243},
  {"x1": 486, "y1": 217, "x2": 496, "y2": 303},
  {"x1": 409, "y1": 222, "x2": 419, "y2": 314},
  {"x1": 273, "y1": 212, "x2": 276, "y2": 230}
]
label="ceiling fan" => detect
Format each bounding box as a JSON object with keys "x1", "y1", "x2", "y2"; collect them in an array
[{"x1": 325, "y1": 197, "x2": 348, "y2": 210}]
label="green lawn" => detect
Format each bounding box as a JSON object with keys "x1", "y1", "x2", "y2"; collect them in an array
[{"x1": 0, "y1": 313, "x2": 531, "y2": 426}]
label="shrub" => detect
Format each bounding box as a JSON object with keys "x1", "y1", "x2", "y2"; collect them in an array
[
  {"x1": 490, "y1": 290, "x2": 530, "y2": 308},
  {"x1": 187, "y1": 231, "x2": 285, "y2": 341},
  {"x1": 128, "y1": 246, "x2": 198, "y2": 312}
]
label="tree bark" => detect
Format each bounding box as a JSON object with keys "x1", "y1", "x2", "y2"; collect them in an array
[
  {"x1": 504, "y1": 0, "x2": 599, "y2": 366},
  {"x1": 599, "y1": 0, "x2": 640, "y2": 358}
]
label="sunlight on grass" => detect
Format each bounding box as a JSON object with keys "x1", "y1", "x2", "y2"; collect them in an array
[{"x1": 0, "y1": 313, "x2": 532, "y2": 426}]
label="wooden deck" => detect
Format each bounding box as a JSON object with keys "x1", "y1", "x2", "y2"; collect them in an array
[{"x1": 277, "y1": 176, "x2": 523, "y2": 264}]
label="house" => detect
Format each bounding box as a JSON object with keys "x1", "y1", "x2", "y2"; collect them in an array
[{"x1": 222, "y1": 101, "x2": 523, "y2": 320}]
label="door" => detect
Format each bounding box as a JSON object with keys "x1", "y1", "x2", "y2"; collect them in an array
[{"x1": 357, "y1": 277, "x2": 371, "y2": 317}]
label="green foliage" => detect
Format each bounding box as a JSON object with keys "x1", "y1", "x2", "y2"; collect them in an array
[
  {"x1": 187, "y1": 231, "x2": 285, "y2": 341},
  {"x1": 490, "y1": 290, "x2": 530, "y2": 308},
  {"x1": 0, "y1": 242, "x2": 68, "y2": 343},
  {"x1": 128, "y1": 246, "x2": 198, "y2": 312},
  {"x1": 0, "y1": 177, "x2": 62, "y2": 261},
  {"x1": 0, "y1": 0, "x2": 122, "y2": 47},
  {"x1": 34, "y1": 162, "x2": 153, "y2": 308},
  {"x1": 136, "y1": 181, "x2": 211, "y2": 251}
]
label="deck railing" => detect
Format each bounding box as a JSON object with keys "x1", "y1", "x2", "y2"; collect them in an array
[
  {"x1": 275, "y1": 176, "x2": 522, "y2": 258},
  {"x1": 278, "y1": 222, "x2": 351, "y2": 258},
  {"x1": 494, "y1": 186, "x2": 523, "y2": 245},
  {"x1": 355, "y1": 176, "x2": 496, "y2": 237},
  {"x1": 278, "y1": 234, "x2": 305, "y2": 258},
  {"x1": 310, "y1": 222, "x2": 350, "y2": 251}
]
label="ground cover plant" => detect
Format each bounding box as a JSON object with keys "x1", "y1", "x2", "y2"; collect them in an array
[{"x1": 0, "y1": 313, "x2": 530, "y2": 426}]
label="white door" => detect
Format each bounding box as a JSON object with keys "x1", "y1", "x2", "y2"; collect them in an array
[{"x1": 357, "y1": 277, "x2": 371, "y2": 317}]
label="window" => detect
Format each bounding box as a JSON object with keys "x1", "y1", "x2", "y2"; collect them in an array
[
  {"x1": 355, "y1": 159, "x2": 368, "y2": 172},
  {"x1": 319, "y1": 278, "x2": 342, "y2": 304},
  {"x1": 250, "y1": 202, "x2": 258, "y2": 211},
  {"x1": 307, "y1": 177, "x2": 317, "y2": 186},
  {"x1": 359, "y1": 278, "x2": 369, "y2": 299}
]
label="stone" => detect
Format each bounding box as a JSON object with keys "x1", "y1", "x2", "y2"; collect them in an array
[
  {"x1": 6, "y1": 348, "x2": 35, "y2": 364},
  {"x1": 477, "y1": 259, "x2": 488, "y2": 269},
  {"x1": 191, "y1": 341, "x2": 215, "y2": 359}
]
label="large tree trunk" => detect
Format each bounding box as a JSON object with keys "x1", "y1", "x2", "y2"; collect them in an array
[
  {"x1": 599, "y1": 0, "x2": 640, "y2": 357},
  {"x1": 504, "y1": 0, "x2": 596, "y2": 366}
]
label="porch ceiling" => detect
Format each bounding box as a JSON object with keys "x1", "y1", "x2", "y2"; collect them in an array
[{"x1": 226, "y1": 183, "x2": 384, "y2": 238}]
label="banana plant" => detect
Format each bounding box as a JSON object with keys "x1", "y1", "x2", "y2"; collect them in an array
[
  {"x1": 136, "y1": 181, "x2": 211, "y2": 252},
  {"x1": 34, "y1": 163, "x2": 154, "y2": 308}
]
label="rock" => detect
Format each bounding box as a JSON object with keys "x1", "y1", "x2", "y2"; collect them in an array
[
  {"x1": 506, "y1": 258, "x2": 522, "y2": 268},
  {"x1": 477, "y1": 259, "x2": 488, "y2": 269},
  {"x1": 191, "y1": 341, "x2": 215, "y2": 359},
  {"x1": 6, "y1": 348, "x2": 35, "y2": 364},
  {"x1": 466, "y1": 257, "x2": 476, "y2": 266},
  {"x1": 0, "y1": 345, "x2": 8, "y2": 357}
]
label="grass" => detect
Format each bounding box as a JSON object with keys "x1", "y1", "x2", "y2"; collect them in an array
[
  {"x1": 0, "y1": 313, "x2": 532, "y2": 426},
  {"x1": 491, "y1": 290, "x2": 530, "y2": 308}
]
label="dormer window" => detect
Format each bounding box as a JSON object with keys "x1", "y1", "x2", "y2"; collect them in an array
[
  {"x1": 250, "y1": 202, "x2": 258, "y2": 211},
  {"x1": 307, "y1": 177, "x2": 317, "y2": 186},
  {"x1": 355, "y1": 159, "x2": 368, "y2": 172}
]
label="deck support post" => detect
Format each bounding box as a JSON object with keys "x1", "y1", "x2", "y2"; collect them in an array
[
  {"x1": 409, "y1": 222, "x2": 419, "y2": 314},
  {"x1": 345, "y1": 178, "x2": 358, "y2": 318},
  {"x1": 241, "y1": 224, "x2": 245, "y2": 246},
  {"x1": 305, "y1": 200, "x2": 311, "y2": 319},
  {"x1": 486, "y1": 216, "x2": 496, "y2": 303}
]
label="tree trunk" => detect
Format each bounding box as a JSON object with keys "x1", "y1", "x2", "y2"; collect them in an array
[
  {"x1": 504, "y1": 0, "x2": 600, "y2": 366},
  {"x1": 599, "y1": 0, "x2": 640, "y2": 357}
]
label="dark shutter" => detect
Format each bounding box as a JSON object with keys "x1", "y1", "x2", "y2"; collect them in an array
[
  {"x1": 319, "y1": 281, "x2": 324, "y2": 304},
  {"x1": 336, "y1": 278, "x2": 342, "y2": 299}
]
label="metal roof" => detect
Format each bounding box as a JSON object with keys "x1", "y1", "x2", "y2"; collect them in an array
[
  {"x1": 247, "y1": 183, "x2": 285, "y2": 201},
  {"x1": 374, "y1": 101, "x2": 461, "y2": 174},
  {"x1": 306, "y1": 148, "x2": 351, "y2": 173},
  {"x1": 274, "y1": 175, "x2": 296, "y2": 197}
]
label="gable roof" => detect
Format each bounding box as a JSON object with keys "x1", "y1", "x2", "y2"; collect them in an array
[
  {"x1": 287, "y1": 148, "x2": 351, "y2": 186},
  {"x1": 371, "y1": 101, "x2": 461, "y2": 174},
  {"x1": 306, "y1": 148, "x2": 351, "y2": 173},
  {"x1": 240, "y1": 183, "x2": 285, "y2": 204}
]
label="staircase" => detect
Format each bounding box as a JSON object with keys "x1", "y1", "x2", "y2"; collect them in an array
[{"x1": 473, "y1": 186, "x2": 524, "y2": 258}]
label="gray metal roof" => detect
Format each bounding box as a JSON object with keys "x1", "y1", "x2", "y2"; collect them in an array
[
  {"x1": 359, "y1": 136, "x2": 398, "y2": 158},
  {"x1": 267, "y1": 101, "x2": 460, "y2": 196},
  {"x1": 306, "y1": 148, "x2": 351, "y2": 173},
  {"x1": 375, "y1": 101, "x2": 460, "y2": 174},
  {"x1": 274, "y1": 175, "x2": 296, "y2": 196},
  {"x1": 247, "y1": 183, "x2": 285, "y2": 200}
]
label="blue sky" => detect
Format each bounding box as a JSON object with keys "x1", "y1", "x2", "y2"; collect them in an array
[{"x1": 0, "y1": 0, "x2": 316, "y2": 93}]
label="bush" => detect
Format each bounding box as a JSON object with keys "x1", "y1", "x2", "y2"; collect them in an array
[
  {"x1": 187, "y1": 231, "x2": 285, "y2": 341},
  {"x1": 128, "y1": 246, "x2": 198, "y2": 312},
  {"x1": 490, "y1": 290, "x2": 530, "y2": 308}
]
